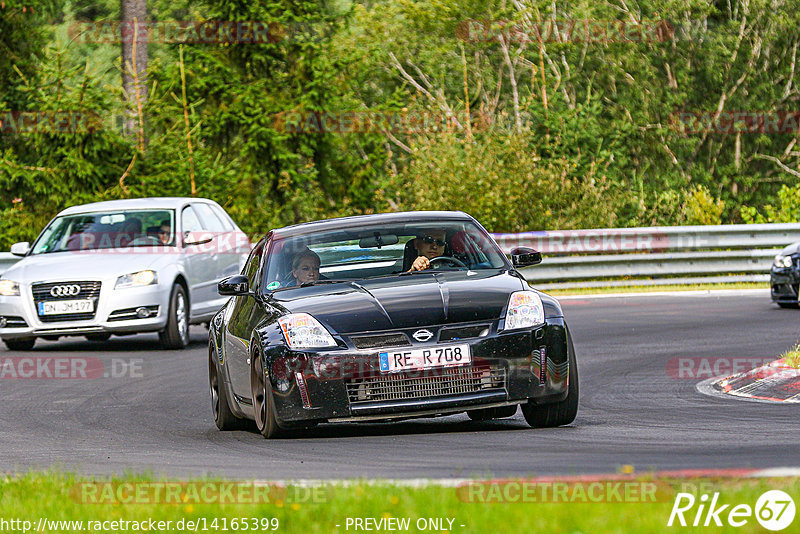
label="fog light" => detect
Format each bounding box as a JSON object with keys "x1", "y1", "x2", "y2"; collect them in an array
[
  {"x1": 136, "y1": 307, "x2": 151, "y2": 319},
  {"x1": 0, "y1": 317, "x2": 6, "y2": 328}
]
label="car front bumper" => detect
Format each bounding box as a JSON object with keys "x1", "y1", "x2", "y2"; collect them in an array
[
  {"x1": 0, "y1": 279, "x2": 170, "y2": 340},
  {"x1": 256, "y1": 318, "x2": 571, "y2": 424},
  {"x1": 770, "y1": 267, "x2": 799, "y2": 303}
]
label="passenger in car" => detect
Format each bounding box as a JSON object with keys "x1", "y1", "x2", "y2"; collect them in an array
[
  {"x1": 289, "y1": 249, "x2": 322, "y2": 286},
  {"x1": 407, "y1": 229, "x2": 447, "y2": 271},
  {"x1": 118, "y1": 218, "x2": 142, "y2": 246}
]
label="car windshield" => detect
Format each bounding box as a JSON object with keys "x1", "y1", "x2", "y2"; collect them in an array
[
  {"x1": 263, "y1": 219, "x2": 508, "y2": 291},
  {"x1": 31, "y1": 209, "x2": 176, "y2": 254}
]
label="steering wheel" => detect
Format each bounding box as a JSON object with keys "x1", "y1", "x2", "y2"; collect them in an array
[
  {"x1": 429, "y1": 256, "x2": 467, "y2": 269},
  {"x1": 129, "y1": 235, "x2": 162, "y2": 246}
]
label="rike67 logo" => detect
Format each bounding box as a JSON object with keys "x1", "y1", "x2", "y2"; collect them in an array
[{"x1": 668, "y1": 490, "x2": 795, "y2": 530}]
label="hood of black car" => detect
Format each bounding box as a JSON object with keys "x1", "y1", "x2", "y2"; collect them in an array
[{"x1": 269, "y1": 270, "x2": 527, "y2": 334}]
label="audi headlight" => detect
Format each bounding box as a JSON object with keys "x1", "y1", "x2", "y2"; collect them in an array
[
  {"x1": 774, "y1": 255, "x2": 793, "y2": 269},
  {"x1": 278, "y1": 313, "x2": 337, "y2": 349},
  {"x1": 0, "y1": 279, "x2": 20, "y2": 296},
  {"x1": 115, "y1": 270, "x2": 158, "y2": 289},
  {"x1": 503, "y1": 290, "x2": 545, "y2": 331}
]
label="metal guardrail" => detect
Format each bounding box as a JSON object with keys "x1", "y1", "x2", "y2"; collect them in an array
[
  {"x1": 0, "y1": 253, "x2": 18, "y2": 278},
  {"x1": 491, "y1": 223, "x2": 800, "y2": 289},
  {"x1": 2, "y1": 223, "x2": 797, "y2": 288}
]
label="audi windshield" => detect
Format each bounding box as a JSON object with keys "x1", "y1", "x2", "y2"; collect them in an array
[{"x1": 30, "y1": 210, "x2": 176, "y2": 254}]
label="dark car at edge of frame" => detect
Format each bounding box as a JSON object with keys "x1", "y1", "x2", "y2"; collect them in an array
[
  {"x1": 208, "y1": 211, "x2": 578, "y2": 438},
  {"x1": 771, "y1": 244, "x2": 800, "y2": 308}
]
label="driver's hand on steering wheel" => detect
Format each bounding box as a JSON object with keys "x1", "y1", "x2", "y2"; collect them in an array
[{"x1": 408, "y1": 256, "x2": 432, "y2": 272}]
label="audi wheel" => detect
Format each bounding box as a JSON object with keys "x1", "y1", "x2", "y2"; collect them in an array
[{"x1": 159, "y1": 283, "x2": 190, "y2": 349}]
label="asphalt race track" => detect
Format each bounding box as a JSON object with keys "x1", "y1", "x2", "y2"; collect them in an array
[{"x1": 1, "y1": 290, "x2": 798, "y2": 479}]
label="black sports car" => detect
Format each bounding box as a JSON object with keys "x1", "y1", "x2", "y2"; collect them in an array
[
  {"x1": 771, "y1": 244, "x2": 800, "y2": 307},
  {"x1": 208, "y1": 211, "x2": 578, "y2": 437}
]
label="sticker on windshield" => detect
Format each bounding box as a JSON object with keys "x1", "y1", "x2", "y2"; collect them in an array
[{"x1": 267, "y1": 281, "x2": 280, "y2": 290}]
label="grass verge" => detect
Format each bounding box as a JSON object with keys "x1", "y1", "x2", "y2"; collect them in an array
[
  {"x1": 543, "y1": 282, "x2": 767, "y2": 296},
  {"x1": 781, "y1": 345, "x2": 800, "y2": 369},
  {"x1": 0, "y1": 472, "x2": 797, "y2": 533}
]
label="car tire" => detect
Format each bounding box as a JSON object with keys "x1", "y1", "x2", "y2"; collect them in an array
[
  {"x1": 467, "y1": 405, "x2": 518, "y2": 421},
  {"x1": 209, "y1": 344, "x2": 246, "y2": 430},
  {"x1": 3, "y1": 338, "x2": 36, "y2": 351},
  {"x1": 777, "y1": 302, "x2": 799, "y2": 309},
  {"x1": 85, "y1": 333, "x2": 112, "y2": 342},
  {"x1": 250, "y1": 348, "x2": 285, "y2": 439},
  {"x1": 159, "y1": 283, "x2": 190, "y2": 349},
  {"x1": 522, "y1": 330, "x2": 579, "y2": 428}
]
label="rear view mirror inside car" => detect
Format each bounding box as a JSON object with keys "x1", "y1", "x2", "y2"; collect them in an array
[{"x1": 359, "y1": 233, "x2": 399, "y2": 249}]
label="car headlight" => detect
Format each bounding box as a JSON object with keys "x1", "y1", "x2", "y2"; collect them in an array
[
  {"x1": 0, "y1": 279, "x2": 20, "y2": 296},
  {"x1": 774, "y1": 255, "x2": 793, "y2": 269},
  {"x1": 503, "y1": 290, "x2": 545, "y2": 331},
  {"x1": 278, "y1": 313, "x2": 337, "y2": 349},
  {"x1": 115, "y1": 270, "x2": 158, "y2": 289}
]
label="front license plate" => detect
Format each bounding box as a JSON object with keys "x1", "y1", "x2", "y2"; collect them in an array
[
  {"x1": 379, "y1": 344, "x2": 471, "y2": 373},
  {"x1": 38, "y1": 300, "x2": 94, "y2": 315}
]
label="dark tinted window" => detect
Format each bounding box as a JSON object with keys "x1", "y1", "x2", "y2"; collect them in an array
[{"x1": 244, "y1": 239, "x2": 266, "y2": 287}]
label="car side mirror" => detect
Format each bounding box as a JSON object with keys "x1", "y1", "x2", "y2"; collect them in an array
[
  {"x1": 10, "y1": 242, "x2": 30, "y2": 257},
  {"x1": 218, "y1": 275, "x2": 251, "y2": 296},
  {"x1": 510, "y1": 247, "x2": 542, "y2": 267},
  {"x1": 184, "y1": 231, "x2": 214, "y2": 246}
]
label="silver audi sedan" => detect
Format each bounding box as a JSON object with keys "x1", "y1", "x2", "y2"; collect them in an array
[{"x1": 0, "y1": 198, "x2": 250, "y2": 350}]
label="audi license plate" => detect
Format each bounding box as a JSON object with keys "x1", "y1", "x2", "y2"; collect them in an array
[
  {"x1": 38, "y1": 300, "x2": 94, "y2": 315},
  {"x1": 379, "y1": 344, "x2": 471, "y2": 373}
]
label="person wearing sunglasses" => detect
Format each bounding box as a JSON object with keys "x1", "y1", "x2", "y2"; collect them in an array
[
  {"x1": 408, "y1": 229, "x2": 447, "y2": 272},
  {"x1": 157, "y1": 221, "x2": 173, "y2": 245}
]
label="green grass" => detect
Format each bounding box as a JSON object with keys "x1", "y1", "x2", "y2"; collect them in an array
[
  {"x1": 780, "y1": 345, "x2": 800, "y2": 369},
  {"x1": 1, "y1": 472, "x2": 798, "y2": 533},
  {"x1": 544, "y1": 282, "x2": 766, "y2": 296}
]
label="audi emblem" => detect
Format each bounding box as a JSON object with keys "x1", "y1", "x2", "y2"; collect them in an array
[
  {"x1": 412, "y1": 329, "x2": 434, "y2": 342},
  {"x1": 50, "y1": 284, "x2": 81, "y2": 297}
]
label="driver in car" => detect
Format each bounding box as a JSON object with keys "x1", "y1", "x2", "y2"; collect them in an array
[
  {"x1": 290, "y1": 249, "x2": 322, "y2": 285},
  {"x1": 408, "y1": 229, "x2": 447, "y2": 271},
  {"x1": 157, "y1": 221, "x2": 172, "y2": 245}
]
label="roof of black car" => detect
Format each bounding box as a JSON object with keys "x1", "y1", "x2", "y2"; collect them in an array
[{"x1": 271, "y1": 211, "x2": 474, "y2": 238}]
